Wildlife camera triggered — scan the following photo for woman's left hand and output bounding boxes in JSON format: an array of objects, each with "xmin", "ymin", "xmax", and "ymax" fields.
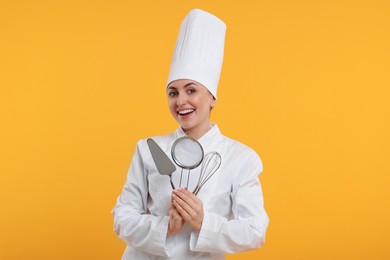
[{"xmin": 172, "ymin": 188, "xmax": 204, "ymax": 231}]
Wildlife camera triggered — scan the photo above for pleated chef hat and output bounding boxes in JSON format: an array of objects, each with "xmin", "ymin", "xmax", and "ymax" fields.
[{"xmin": 167, "ymin": 9, "xmax": 226, "ymax": 99}]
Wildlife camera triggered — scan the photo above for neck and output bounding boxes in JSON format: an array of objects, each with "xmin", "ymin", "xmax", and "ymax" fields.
[{"xmin": 183, "ymin": 123, "xmax": 211, "ymax": 140}]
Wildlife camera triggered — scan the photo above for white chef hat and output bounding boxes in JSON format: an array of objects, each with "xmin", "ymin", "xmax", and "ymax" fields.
[{"xmin": 167, "ymin": 9, "xmax": 226, "ymax": 99}]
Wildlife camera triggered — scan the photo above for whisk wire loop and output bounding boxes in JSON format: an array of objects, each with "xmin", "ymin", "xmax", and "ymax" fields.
[{"xmin": 193, "ymin": 151, "xmax": 222, "ymax": 195}]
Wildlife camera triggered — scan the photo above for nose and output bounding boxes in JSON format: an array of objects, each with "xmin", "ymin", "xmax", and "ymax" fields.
[{"xmin": 176, "ymin": 92, "xmax": 187, "ymax": 106}]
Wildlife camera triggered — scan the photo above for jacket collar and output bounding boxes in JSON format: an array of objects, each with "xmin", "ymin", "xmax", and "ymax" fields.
[{"xmin": 175, "ymin": 123, "xmax": 222, "ymax": 147}]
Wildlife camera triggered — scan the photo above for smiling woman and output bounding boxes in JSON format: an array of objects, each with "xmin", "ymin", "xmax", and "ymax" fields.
[
  {"xmin": 167, "ymin": 80, "xmax": 216, "ymax": 140},
  {"xmin": 1, "ymin": 0, "xmax": 389, "ymax": 259},
  {"xmin": 112, "ymin": 8, "xmax": 269, "ymax": 259}
]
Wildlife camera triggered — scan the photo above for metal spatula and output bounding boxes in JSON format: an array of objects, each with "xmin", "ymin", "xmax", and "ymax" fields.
[{"xmin": 147, "ymin": 138, "xmax": 176, "ymax": 189}]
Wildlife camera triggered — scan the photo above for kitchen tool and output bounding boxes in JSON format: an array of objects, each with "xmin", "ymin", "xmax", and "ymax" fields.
[
  {"xmin": 192, "ymin": 151, "xmax": 222, "ymax": 195},
  {"xmin": 147, "ymin": 138, "xmax": 176, "ymax": 189},
  {"xmin": 171, "ymin": 135, "xmax": 204, "ymax": 188}
]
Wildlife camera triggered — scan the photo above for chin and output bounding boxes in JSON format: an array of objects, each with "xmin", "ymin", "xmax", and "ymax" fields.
[{"xmin": 180, "ymin": 123, "xmax": 194, "ymax": 132}]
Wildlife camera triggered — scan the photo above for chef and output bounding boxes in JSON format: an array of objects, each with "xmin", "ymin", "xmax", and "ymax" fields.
[{"xmin": 112, "ymin": 8, "xmax": 269, "ymax": 259}]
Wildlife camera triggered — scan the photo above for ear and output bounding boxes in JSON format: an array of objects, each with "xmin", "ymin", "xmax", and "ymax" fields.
[{"xmin": 210, "ymin": 97, "xmax": 216, "ymax": 108}]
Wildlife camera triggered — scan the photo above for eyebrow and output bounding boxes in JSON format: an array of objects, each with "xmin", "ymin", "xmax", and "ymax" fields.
[{"xmin": 167, "ymin": 82, "xmax": 196, "ymax": 90}]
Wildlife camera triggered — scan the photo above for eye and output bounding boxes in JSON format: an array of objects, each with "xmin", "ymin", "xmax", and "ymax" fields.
[
  {"xmin": 168, "ymin": 91, "xmax": 178, "ymax": 97},
  {"xmin": 187, "ymin": 88, "xmax": 196, "ymax": 94}
]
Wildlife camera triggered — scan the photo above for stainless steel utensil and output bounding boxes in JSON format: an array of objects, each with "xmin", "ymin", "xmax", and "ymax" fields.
[
  {"xmin": 171, "ymin": 135, "xmax": 204, "ymax": 188},
  {"xmin": 147, "ymin": 138, "xmax": 176, "ymax": 189},
  {"xmin": 192, "ymin": 151, "xmax": 222, "ymax": 195}
]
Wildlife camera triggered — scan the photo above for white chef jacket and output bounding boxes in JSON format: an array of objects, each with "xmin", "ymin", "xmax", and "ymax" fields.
[{"xmin": 112, "ymin": 124, "xmax": 269, "ymax": 259}]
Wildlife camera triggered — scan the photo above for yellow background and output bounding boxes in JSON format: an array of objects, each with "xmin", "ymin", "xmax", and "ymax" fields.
[{"xmin": 1, "ymin": 0, "xmax": 389, "ymax": 259}]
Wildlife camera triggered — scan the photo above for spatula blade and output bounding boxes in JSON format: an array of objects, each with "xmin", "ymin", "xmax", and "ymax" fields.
[{"xmin": 147, "ymin": 138, "xmax": 176, "ymax": 176}]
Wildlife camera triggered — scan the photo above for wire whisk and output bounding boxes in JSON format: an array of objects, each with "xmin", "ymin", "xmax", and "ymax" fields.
[{"xmin": 193, "ymin": 151, "xmax": 222, "ymax": 195}]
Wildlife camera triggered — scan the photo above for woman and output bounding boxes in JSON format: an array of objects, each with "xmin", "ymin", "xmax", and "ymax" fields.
[{"xmin": 112, "ymin": 9, "xmax": 269, "ymax": 259}]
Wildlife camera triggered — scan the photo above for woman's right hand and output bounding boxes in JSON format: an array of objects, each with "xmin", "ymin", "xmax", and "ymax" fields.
[{"xmin": 167, "ymin": 197, "xmax": 184, "ymax": 236}]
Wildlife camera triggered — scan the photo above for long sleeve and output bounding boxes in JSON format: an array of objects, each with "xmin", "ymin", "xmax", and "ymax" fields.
[
  {"xmin": 112, "ymin": 141, "xmax": 175, "ymax": 257},
  {"xmin": 189, "ymin": 151, "xmax": 269, "ymax": 253}
]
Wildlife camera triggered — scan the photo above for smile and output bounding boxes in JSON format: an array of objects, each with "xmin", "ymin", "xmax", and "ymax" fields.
[{"xmin": 178, "ymin": 109, "xmax": 195, "ymax": 115}]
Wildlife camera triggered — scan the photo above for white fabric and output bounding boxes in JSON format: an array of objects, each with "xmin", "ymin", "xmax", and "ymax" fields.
[
  {"xmin": 112, "ymin": 124, "xmax": 269, "ymax": 259},
  {"xmin": 167, "ymin": 9, "xmax": 226, "ymax": 99}
]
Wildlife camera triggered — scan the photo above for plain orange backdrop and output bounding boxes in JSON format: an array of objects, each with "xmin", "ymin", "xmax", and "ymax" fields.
[{"xmin": 1, "ymin": 0, "xmax": 389, "ymax": 259}]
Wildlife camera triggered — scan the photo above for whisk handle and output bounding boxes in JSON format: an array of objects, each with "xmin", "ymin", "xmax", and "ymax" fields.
[{"xmin": 193, "ymin": 186, "xmax": 201, "ymax": 196}]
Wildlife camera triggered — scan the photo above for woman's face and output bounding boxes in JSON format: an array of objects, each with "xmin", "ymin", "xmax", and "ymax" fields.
[{"xmin": 167, "ymin": 79, "xmax": 216, "ymax": 139}]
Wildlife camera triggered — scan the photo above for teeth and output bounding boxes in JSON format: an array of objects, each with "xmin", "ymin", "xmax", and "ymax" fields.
[{"xmin": 178, "ymin": 109, "xmax": 194, "ymax": 115}]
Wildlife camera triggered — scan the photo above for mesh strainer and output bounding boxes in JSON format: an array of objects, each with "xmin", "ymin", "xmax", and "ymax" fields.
[{"xmin": 171, "ymin": 135, "xmax": 204, "ymax": 188}]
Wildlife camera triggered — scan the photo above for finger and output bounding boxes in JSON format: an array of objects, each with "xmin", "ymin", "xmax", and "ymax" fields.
[
  {"xmin": 182, "ymin": 188, "xmax": 202, "ymax": 204},
  {"xmin": 169, "ymin": 202, "xmax": 182, "ymax": 217},
  {"xmin": 173, "ymin": 198, "xmax": 202, "ymax": 229},
  {"xmin": 172, "ymin": 198, "xmax": 192, "ymax": 221},
  {"xmin": 173, "ymin": 189, "xmax": 203, "ymax": 213},
  {"xmin": 173, "ymin": 189, "xmax": 200, "ymax": 208},
  {"xmin": 172, "ymin": 193, "xmax": 197, "ymax": 219}
]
